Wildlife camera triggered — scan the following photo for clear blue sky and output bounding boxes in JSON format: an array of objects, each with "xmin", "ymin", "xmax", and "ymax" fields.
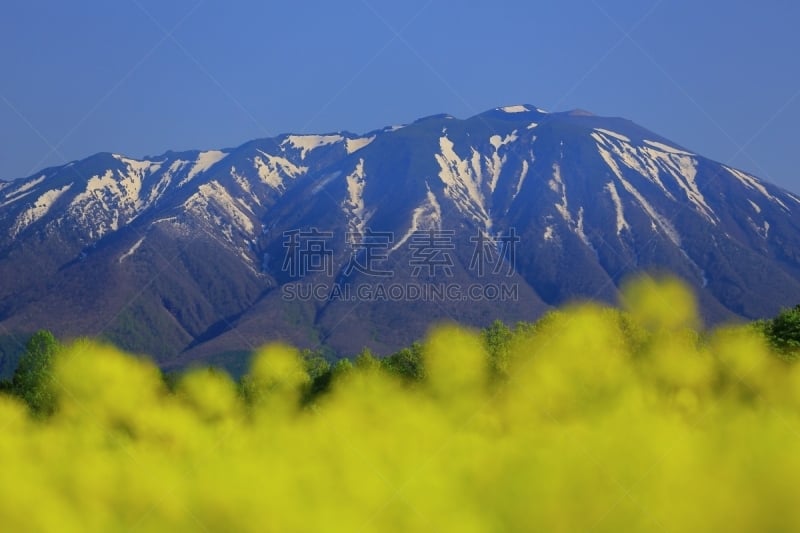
[{"xmin": 1, "ymin": 0, "xmax": 798, "ymax": 191}]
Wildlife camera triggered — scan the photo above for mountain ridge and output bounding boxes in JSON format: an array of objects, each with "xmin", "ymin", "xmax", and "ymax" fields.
[{"xmin": 1, "ymin": 103, "xmax": 799, "ymax": 373}]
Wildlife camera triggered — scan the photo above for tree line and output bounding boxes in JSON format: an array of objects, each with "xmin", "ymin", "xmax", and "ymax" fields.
[{"xmin": 3, "ymin": 303, "xmax": 799, "ymax": 416}]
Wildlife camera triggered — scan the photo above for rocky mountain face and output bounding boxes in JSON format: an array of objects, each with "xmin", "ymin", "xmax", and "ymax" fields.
[{"xmin": 1, "ymin": 104, "xmax": 799, "ymax": 373}]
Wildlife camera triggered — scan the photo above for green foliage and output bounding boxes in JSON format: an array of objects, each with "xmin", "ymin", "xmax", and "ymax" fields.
[
  {"xmin": 5, "ymin": 301, "xmax": 799, "ymax": 414},
  {"xmin": 758, "ymin": 305, "xmax": 800, "ymax": 360},
  {"xmin": 10, "ymin": 330, "xmax": 61, "ymax": 416},
  {"xmin": 354, "ymin": 348, "xmax": 381, "ymax": 371},
  {"xmin": 301, "ymin": 349, "xmax": 332, "ymax": 380},
  {"xmin": 332, "ymin": 358, "xmax": 353, "ymax": 377},
  {"xmin": 482, "ymin": 319, "xmax": 513, "ymax": 379},
  {"xmin": 300, "ymin": 349, "xmax": 333, "ymax": 402},
  {"xmin": 381, "ymin": 342, "xmax": 425, "ymax": 382}
]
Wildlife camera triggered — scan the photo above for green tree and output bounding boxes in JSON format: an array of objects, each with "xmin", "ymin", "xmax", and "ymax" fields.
[
  {"xmin": 301, "ymin": 349, "xmax": 332, "ymax": 381},
  {"xmin": 354, "ymin": 348, "xmax": 381, "ymax": 372},
  {"xmin": 11, "ymin": 330, "xmax": 61, "ymax": 415},
  {"xmin": 382, "ymin": 342, "xmax": 425, "ymax": 382},
  {"xmin": 482, "ymin": 320, "xmax": 513, "ymax": 379},
  {"xmin": 300, "ymin": 349, "xmax": 333, "ymax": 402},
  {"xmin": 331, "ymin": 358, "xmax": 353, "ymax": 378},
  {"xmin": 764, "ymin": 305, "xmax": 800, "ymax": 359}
]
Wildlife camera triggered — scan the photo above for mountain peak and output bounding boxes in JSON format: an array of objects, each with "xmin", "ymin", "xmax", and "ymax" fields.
[
  {"xmin": 566, "ymin": 108, "xmax": 595, "ymax": 117},
  {"xmin": 412, "ymin": 113, "xmax": 457, "ymax": 124},
  {"xmin": 496, "ymin": 104, "xmax": 548, "ymax": 114}
]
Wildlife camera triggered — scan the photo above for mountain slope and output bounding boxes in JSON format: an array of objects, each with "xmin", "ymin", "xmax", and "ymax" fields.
[{"xmin": 1, "ymin": 104, "xmax": 799, "ymax": 372}]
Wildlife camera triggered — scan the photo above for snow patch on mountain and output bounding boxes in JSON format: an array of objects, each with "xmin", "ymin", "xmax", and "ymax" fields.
[
  {"xmin": 576, "ymin": 207, "xmax": 595, "ymax": 253},
  {"xmin": 489, "ymin": 132, "xmax": 518, "ymax": 150},
  {"xmin": 68, "ymin": 169, "xmax": 146, "ymax": 239},
  {"xmin": 595, "ymin": 128, "xmax": 630, "ymax": 143},
  {"xmin": 168, "ymin": 160, "xmax": 190, "ymax": 174},
  {"xmin": 486, "ymin": 131, "xmax": 518, "ymax": 193},
  {"xmin": 550, "ymin": 164, "xmax": 570, "ymax": 222},
  {"xmin": 342, "ymin": 159, "xmax": 369, "ymax": 241},
  {"xmin": 115, "ymin": 167, "xmax": 145, "ymax": 210},
  {"xmin": 11, "ymin": 183, "xmax": 73, "ymax": 237},
  {"xmin": 311, "ymin": 171, "xmax": 342, "ymax": 195},
  {"xmin": 282, "ymin": 135, "xmax": 343, "ymax": 160},
  {"xmin": 435, "ymin": 136, "xmax": 493, "ymax": 232},
  {"xmin": 593, "ymin": 129, "xmax": 723, "ymax": 225},
  {"xmin": 253, "ymin": 151, "xmax": 308, "ymax": 191},
  {"xmin": 180, "ymin": 151, "xmax": 227, "ymax": 187},
  {"xmin": 1, "ymin": 175, "xmax": 50, "ymax": 208},
  {"xmin": 0, "ymin": 190, "xmax": 35, "ymax": 208},
  {"xmin": 112, "ymin": 156, "xmax": 168, "ymax": 211},
  {"xmin": 643, "ymin": 140, "xmax": 694, "ymax": 155},
  {"xmin": 6, "ymin": 175, "xmax": 46, "ymax": 200},
  {"xmin": 549, "ymin": 164, "xmax": 591, "ymax": 247},
  {"xmin": 512, "ymin": 160, "xmax": 530, "ymax": 202},
  {"xmin": 748, "ymin": 200, "xmax": 762, "ymax": 214},
  {"xmin": 346, "ymin": 136, "xmax": 376, "ymax": 154},
  {"xmin": 747, "ymin": 216, "xmax": 771, "ymax": 240},
  {"xmin": 119, "ymin": 236, "xmax": 145, "ymax": 263},
  {"xmin": 596, "ymin": 143, "xmax": 682, "ymax": 246},
  {"xmin": 113, "ymin": 155, "xmax": 163, "ymax": 178},
  {"xmin": 229, "ymin": 167, "xmax": 262, "ymax": 207},
  {"xmin": 605, "ymin": 182, "xmax": 630, "ymax": 235},
  {"xmin": 500, "ymin": 105, "xmax": 530, "ymax": 113},
  {"xmin": 184, "ymin": 181, "xmax": 255, "ymax": 239},
  {"xmin": 150, "ymin": 216, "xmax": 178, "ymax": 227},
  {"xmin": 641, "ymin": 145, "xmax": 717, "ymax": 223},
  {"xmin": 392, "ymin": 184, "xmax": 442, "ymax": 252},
  {"xmin": 725, "ymin": 166, "xmax": 790, "ymax": 211},
  {"xmin": 592, "ymin": 132, "xmax": 675, "ymax": 200},
  {"xmin": 145, "ymin": 160, "xmax": 185, "ymax": 207}
]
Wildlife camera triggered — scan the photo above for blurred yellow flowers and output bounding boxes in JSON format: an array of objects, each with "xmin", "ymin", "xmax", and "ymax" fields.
[{"xmin": 1, "ymin": 277, "xmax": 799, "ymax": 532}]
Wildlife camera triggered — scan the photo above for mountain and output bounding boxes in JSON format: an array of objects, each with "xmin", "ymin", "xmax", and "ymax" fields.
[{"xmin": 1, "ymin": 104, "xmax": 799, "ymax": 374}]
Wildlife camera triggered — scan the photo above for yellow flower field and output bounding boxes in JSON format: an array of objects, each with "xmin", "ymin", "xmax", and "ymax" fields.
[{"xmin": 2, "ymin": 277, "xmax": 799, "ymax": 532}]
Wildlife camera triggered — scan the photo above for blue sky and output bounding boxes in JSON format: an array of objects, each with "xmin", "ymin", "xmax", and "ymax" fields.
[{"xmin": 1, "ymin": 0, "xmax": 798, "ymax": 191}]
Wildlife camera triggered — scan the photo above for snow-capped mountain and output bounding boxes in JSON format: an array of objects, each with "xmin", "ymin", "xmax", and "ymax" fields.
[{"xmin": 1, "ymin": 104, "xmax": 799, "ymax": 372}]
